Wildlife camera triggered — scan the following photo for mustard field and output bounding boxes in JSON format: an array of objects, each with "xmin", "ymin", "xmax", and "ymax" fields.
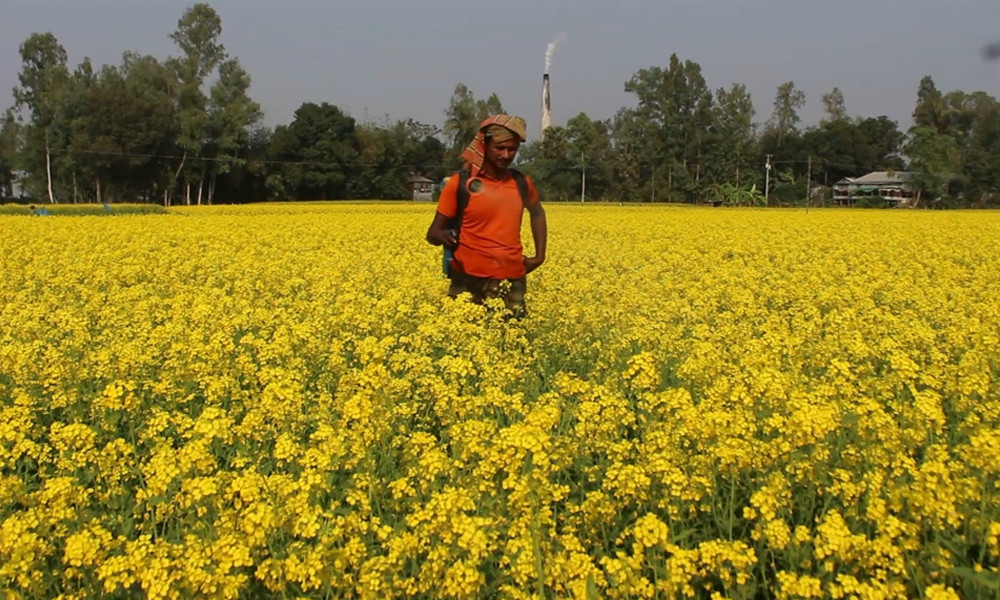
[{"xmin": 2, "ymin": 203, "xmax": 999, "ymax": 600}]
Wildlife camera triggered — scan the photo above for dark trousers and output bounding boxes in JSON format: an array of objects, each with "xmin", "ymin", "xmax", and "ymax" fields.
[{"xmin": 447, "ymin": 271, "xmax": 528, "ymax": 318}]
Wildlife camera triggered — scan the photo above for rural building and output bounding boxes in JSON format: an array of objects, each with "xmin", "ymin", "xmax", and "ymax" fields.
[
  {"xmin": 407, "ymin": 174, "xmax": 436, "ymax": 201},
  {"xmin": 833, "ymin": 171, "xmax": 916, "ymax": 207}
]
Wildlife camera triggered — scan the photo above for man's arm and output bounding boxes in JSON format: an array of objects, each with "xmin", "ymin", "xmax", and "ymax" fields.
[
  {"xmin": 426, "ymin": 212, "xmax": 458, "ymax": 249},
  {"xmin": 427, "ymin": 176, "xmax": 460, "ymax": 249},
  {"xmin": 523, "ymin": 202, "xmax": 547, "ymax": 274}
]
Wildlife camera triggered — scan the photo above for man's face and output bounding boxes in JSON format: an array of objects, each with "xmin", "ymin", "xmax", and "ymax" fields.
[{"xmin": 484, "ymin": 137, "xmax": 520, "ymax": 171}]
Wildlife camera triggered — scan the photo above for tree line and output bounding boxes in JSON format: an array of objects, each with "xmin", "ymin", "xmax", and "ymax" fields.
[{"xmin": 2, "ymin": 3, "xmax": 998, "ymax": 207}]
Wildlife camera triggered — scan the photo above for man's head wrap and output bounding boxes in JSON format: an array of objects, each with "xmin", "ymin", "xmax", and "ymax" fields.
[{"xmin": 460, "ymin": 114, "xmax": 527, "ymax": 177}]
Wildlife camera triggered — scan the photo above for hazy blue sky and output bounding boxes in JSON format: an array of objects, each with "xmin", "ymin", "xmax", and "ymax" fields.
[{"xmin": 2, "ymin": 0, "xmax": 999, "ymax": 141}]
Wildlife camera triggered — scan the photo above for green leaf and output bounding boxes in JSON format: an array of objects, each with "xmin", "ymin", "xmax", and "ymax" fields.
[{"xmin": 950, "ymin": 566, "xmax": 1000, "ymax": 591}]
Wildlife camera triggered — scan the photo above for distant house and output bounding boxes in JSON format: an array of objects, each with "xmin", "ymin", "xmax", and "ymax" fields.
[
  {"xmin": 6, "ymin": 170, "xmax": 28, "ymax": 201},
  {"xmin": 407, "ymin": 174, "xmax": 436, "ymax": 201},
  {"xmin": 833, "ymin": 171, "xmax": 917, "ymax": 207}
]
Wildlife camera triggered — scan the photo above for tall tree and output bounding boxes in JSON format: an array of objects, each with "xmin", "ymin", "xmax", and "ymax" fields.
[
  {"xmin": 963, "ymin": 92, "xmax": 1000, "ymax": 203},
  {"xmin": 620, "ymin": 53, "xmax": 715, "ymax": 202},
  {"xmin": 348, "ymin": 119, "xmax": 407, "ymax": 199},
  {"xmin": 518, "ymin": 126, "xmax": 578, "ymax": 201},
  {"xmin": 62, "ymin": 53, "xmax": 178, "ymax": 203},
  {"xmin": 767, "ymin": 81, "xmax": 806, "ymax": 148},
  {"xmin": 168, "ymin": 2, "xmax": 226, "ymax": 204},
  {"xmin": 443, "ymin": 84, "xmax": 477, "ymax": 156},
  {"xmin": 342, "ymin": 117, "xmax": 446, "ymax": 199},
  {"xmin": 520, "ymin": 111, "xmax": 607, "ymax": 200},
  {"xmin": 821, "ymin": 87, "xmax": 847, "ymax": 122},
  {"xmin": 610, "ymin": 107, "xmax": 645, "ymax": 202},
  {"xmin": 912, "ymin": 75, "xmax": 948, "ymax": 134},
  {"xmin": 801, "ymin": 120, "xmax": 875, "ymax": 184},
  {"xmin": 13, "ymin": 32, "xmax": 69, "ymax": 203},
  {"xmin": 0, "ymin": 110, "xmax": 20, "ymax": 199},
  {"xmin": 214, "ymin": 124, "xmax": 272, "ymax": 203},
  {"xmin": 119, "ymin": 53, "xmax": 179, "ymax": 202},
  {"xmin": 481, "ymin": 93, "xmax": 504, "ymax": 118},
  {"xmin": 565, "ymin": 112, "xmax": 614, "ymax": 200},
  {"xmin": 405, "ymin": 124, "xmax": 447, "ymax": 180},
  {"xmin": 267, "ymin": 102, "xmax": 359, "ymax": 200},
  {"xmin": 904, "ymin": 126, "xmax": 960, "ymax": 206},
  {"xmin": 857, "ymin": 116, "xmax": 905, "ymax": 170},
  {"xmin": 938, "ymin": 90, "xmax": 1000, "ymax": 203},
  {"xmin": 58, "ymin": 57, "xmax": 101, "ymax": 203},
  {"xmin": 169, "ymin": 3, "xmax": 225, "ymax": 82},
  {"xmin": 443, "ymin": 84, "xmax": 504, "ymax": 162},
  {"xmin": 205, "ymin": 58, "xmax": 261, "ymax": 204},
  {"xmin": 712, "ymin": 83, "xmax": 757, "ymax": 185}
]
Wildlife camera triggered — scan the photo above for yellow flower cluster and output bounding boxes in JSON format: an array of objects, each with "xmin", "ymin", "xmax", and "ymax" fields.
[{"xmin": 1, "ymin": 203, "xmax": 999, "ymax": 599}]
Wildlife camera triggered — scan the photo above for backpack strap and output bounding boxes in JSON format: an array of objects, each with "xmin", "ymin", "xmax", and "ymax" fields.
[
  {"xmin": 510, "ymin": 168, "xmax": 532, "ymax": 208},
  {"xmin": 451, "ymin": 169, "xmax": 471, "ymax": 231},
  {"xmin": 452, "ymin": 168, "xmax": 530, "ymax": 232}
]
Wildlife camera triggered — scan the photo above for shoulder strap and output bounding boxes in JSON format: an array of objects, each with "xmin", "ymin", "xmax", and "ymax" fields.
[
  {"xmin": 452, "ymin": 168, "xmax": 529, "ymax": 231},
  {"xmin": 510, "ymin": 168, "xmax": 531, "ymax": 208},
  {"xmin": 452, "ymin": 169, "xmax": 470, "ymax": 231}
]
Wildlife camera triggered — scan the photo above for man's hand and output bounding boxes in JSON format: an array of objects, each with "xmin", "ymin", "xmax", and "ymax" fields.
[
  {"xmin": 426, "ymin": 212, "xmax": 459, "ymax": 249},
  {"xmin": 435, "ymin": 229, "xmax": 459, "ymax": 250},
  {"xmin": 523, "ymin": 255, "xmax": 544, "ymax": 274}
]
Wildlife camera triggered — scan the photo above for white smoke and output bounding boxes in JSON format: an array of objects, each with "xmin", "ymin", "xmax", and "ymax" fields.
[{"xmin": 545, "ymin": 33, "xmax": 566, "ymax": 74}]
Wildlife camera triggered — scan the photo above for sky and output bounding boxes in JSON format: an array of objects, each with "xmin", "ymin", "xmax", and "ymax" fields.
[{"xmin": 2, "ymin": 0, "xmax": 999, "ymax": 142}]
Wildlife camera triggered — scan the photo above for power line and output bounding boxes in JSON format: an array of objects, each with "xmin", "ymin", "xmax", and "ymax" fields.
[
  {"xmin": 29, "ymin": 147, "xmax": 1000, "ymax": 189},
  {"xmin": 41, "ymin": 146, "xmax": 767, "ymax": 173},
  {"xmin": 47, "ymin": 147, "xmax": 443, "ymax": 170}
]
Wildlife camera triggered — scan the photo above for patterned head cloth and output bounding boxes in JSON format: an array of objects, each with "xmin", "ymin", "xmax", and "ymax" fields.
[{"xmin": 460, "ymin": 114, "xmax": 527, "ymax": 177}]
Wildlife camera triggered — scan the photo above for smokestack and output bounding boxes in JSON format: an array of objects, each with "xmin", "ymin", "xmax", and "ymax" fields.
[
  {"xmin": 541, "ymin": 73, "xmax": 552, "ymax": 140},
  {"xmin": 541, "ymin": 33, "xmax": 563, "ymax": 141}
]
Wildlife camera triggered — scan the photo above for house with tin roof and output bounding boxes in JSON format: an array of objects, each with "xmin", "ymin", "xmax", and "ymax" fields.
[
  {"xmin": 407, "ymin": 174, "xmax": 436, "ymax": 201},
  {"xmin": 832, "ymin": 171, "xmax": 917, "ymax": 207}
]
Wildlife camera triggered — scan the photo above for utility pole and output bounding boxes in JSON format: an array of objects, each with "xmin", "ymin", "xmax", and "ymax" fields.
[
  {"xmin": 765, "ymin": 154, "xmax": 772, "ymax": 207},
  {"xmin": 580, "ymin": 152, "xmax": 586, "ymax": 202},
  {"xmin": 805, "ymin": 155, "xmax": 812, "ymax": 207}
]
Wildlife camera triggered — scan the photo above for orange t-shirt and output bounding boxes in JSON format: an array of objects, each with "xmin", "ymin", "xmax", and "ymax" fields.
[{"xmin": 436, "ymin": 171, "xmax": 539, "ymax": 279}]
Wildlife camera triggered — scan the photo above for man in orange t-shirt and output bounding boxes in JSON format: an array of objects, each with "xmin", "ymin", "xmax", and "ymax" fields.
[{"xmin": 425, "ymin": 114, "xmax": 547, "ymax": 317}]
